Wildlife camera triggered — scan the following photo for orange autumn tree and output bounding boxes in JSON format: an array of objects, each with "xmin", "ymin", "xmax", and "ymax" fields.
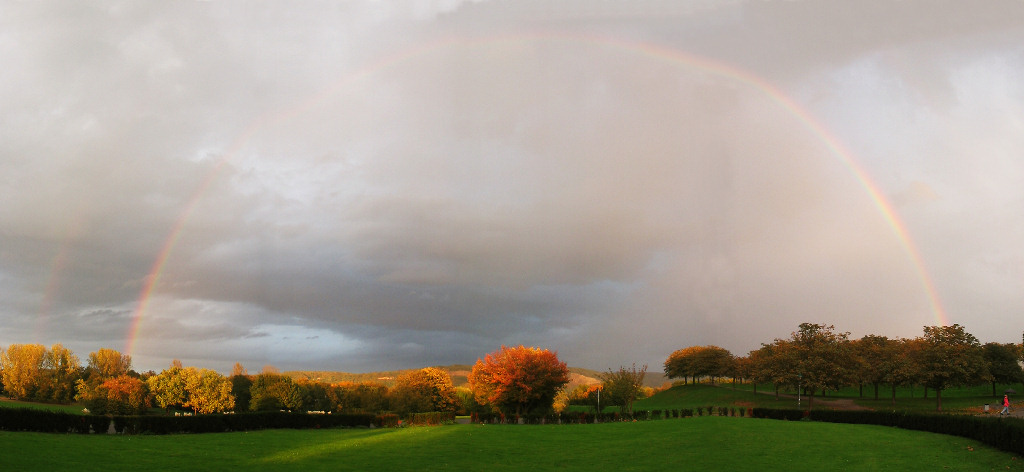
[
  {"xmin": 468, "ymin": 345, "xmax": 570, "ymax": 417},
  {"xmin": 78, "ymin": 375, "xmax": 150, "ymax": 415}
]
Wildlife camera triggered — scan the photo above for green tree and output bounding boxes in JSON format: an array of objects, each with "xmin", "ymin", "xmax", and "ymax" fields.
[
  {"xmin": 913, "ymin": 324, "xmax": 986, "ymax": 411},
  {"xmin": 880, "ymin": 338, "xmax": 918, "ymax": 406},
  {"xmin": 469, "ymin": 345, "xmax": 570, "ymax": 417},
  {"xmin": 230, "ymin": 373, "xmax": 253, "ymax": 412},
  {"xmin": 341, "ymin": 382, "xmax": 389, "ymax": 413},
  {"xmin": 296, "ymin": 379, "xmax": 332, "ymax": 412},
  {"xmin": 664, "ymin": 346, "xmax": 735, "ymax": 384},
  {"xmin": 249, "ymin": 373, "xmax": 303, "ymax": 411},
  {"xmin": 851, "ymin": 335, "xmax": 892, "ymax": 400},
  {"xmin": 453, "ymin": 386, "xmax": 476, "ymax": 415},
  {"xmin": 982, "ymin": 342, "xmax": 1023, "ymax": 397},
  {"xmin": 789, "ymin": 323, "xmax": 854, "ymax": 408},
  {"xmin": 600, "ymin": 364, "xmax": 647, "ymax": 415},
  {"xmin": 747, "ymin": 341, "xmax": 799, "ymax": 398}
]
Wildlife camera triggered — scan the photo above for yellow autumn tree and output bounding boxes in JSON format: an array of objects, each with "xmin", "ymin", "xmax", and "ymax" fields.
[
  {"xmin": 0, "ymin": 344, "xmax": 47, "ymax": 400},
  {"xmin": 391, "ymin": 367, "xmax": 458, "ymax": 415}
]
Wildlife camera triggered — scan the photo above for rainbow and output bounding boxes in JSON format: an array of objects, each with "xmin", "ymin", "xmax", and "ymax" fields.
[{"xmin": 124, "ymin": 32, "xmax": 948, "ymax": 356}]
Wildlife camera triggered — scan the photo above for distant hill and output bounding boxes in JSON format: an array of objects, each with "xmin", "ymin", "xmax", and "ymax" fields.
[{"xmin": 285, "ymin": 365, "xmax": 669, "ymax": 389}]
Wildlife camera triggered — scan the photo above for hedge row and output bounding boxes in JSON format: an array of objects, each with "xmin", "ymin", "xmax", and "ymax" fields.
[
  {"xmin": 468, "ymin": 407, "xmax": 750, "ymax": 424},
  {"xmin": 0, "ymin": 406, "xmax": 375, "ymax": 434},
  {"xmin": 751, "ymin": 408, "xmax": 1024, "ymax": 456},
  {"xmin": 0, "ymin": 407, "xmax": 111, "ymax": 434},
  {"xmin": 405, "ymin": 412, "xmax": 456, "ymax": 426}
]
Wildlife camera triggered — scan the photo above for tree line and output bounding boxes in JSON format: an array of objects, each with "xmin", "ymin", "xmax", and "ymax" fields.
[
  {"xmin": 664, "ymin": 323, "xmax": 1024, "ymax": 410},
  {"xmin": 2, "ymin": 344, "xmax": 635, "ymax": 418}
]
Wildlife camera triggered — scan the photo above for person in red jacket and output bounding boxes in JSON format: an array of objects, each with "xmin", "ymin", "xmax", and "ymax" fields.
[{"xmin": 1000, "ymin": 395, "xmax": 1010, "ymax": 415}]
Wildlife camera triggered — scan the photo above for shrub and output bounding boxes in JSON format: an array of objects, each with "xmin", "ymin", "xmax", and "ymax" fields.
[
  {"xmin": 751, "ymin": 408, "xmax": 804, "ymax": 421},
  {"xmin": 406, "ymin": 412, "xmax": 455, "ymax": 426},
  {"xmin": 375, "ymin": 413, "xmax": 399, "ymax": 428}
]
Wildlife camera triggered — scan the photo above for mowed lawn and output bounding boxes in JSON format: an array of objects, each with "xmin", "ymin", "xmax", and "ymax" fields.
[{"xmin": 1, "ymin": 417, "xmax": 1021, "ymax": 471}]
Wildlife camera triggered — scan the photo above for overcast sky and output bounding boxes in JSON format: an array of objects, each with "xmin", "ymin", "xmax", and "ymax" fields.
[{"xmin": 2, "ymin": 0, "xmax": 1022, "ymax": 374}]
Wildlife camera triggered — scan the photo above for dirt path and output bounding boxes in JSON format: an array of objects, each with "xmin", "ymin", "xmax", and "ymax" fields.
[{"xmin": 727, "ymin": 386, "xmax": 872, "ymax": 411}]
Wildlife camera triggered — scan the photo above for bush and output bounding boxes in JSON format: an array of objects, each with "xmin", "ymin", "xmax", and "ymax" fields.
[
  {"xmin": 751, "ymin": 408, "xmax": 804, "ymax": 421},
  {"xmin": 406, "ymin": 412, "xmax": 455, "ymax": 426},
  {"xmin": 376, "ymin": 413, "xmax": 399, "ymax": 428}
]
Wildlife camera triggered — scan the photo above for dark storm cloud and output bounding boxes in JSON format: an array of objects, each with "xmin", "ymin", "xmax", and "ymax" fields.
[{"xmin": 1, "ymin": 0, "xmax": 1022, "ymax": 373}]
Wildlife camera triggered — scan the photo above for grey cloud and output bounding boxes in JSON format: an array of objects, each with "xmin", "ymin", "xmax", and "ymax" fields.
[{"xmin": 2, "ymin": 0, "xmax": 1022, "ymax": 373}]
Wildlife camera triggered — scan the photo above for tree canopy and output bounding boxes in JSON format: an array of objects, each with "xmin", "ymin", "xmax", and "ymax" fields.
[
  {"xmin": 600, "ymin": 364, "xmax": 647, "ymax": 414},
  {"xmin": 468, "ymin": 345, "xmax": 570, "ymax": 416},
  {"xmin": 913, "ymin": 324, "xmax": 986, "ymax": 411},
  {"xmin": 664, "ymin": 345, "xmax": 735, "ymax": 384},
  {"xmin": 391, "ymin": 367, "xmax": 458, "ymax": 415}
]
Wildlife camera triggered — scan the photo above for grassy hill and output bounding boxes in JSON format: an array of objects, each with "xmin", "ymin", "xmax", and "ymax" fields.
[{"xmin": 3, "ymin": 418, "xmax": 1021, "ymax": 471}]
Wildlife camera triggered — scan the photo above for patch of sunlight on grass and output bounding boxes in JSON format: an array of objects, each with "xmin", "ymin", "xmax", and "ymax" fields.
[{"xmin": 257, "ymin": 427, "xmax": 456, "ymax": 465}]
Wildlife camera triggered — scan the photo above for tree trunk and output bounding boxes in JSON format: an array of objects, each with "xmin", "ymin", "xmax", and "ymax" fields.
[
  {"xmin": 936, "ymin": 388, "xmax": 943, "ymax": 411},
  {"xmin": 873, "ymin": 382, "xmax": 879, "ymax": 400},
  {"xmin": 858, "ymin": 383, "xmax": 863, "ymax": 398},
  {"xmin": 891, "ymin": 384, "xmax": 896, "ymax": 406}
]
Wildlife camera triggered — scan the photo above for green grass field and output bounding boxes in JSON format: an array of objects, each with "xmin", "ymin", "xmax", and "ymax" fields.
[
  {"xmin": 0, "ymin": 399, "xmax": 85, "ymax": 414},
  {"xmin": 1, "ymin": 417, "xmax": 1020, "ymax": 471}
]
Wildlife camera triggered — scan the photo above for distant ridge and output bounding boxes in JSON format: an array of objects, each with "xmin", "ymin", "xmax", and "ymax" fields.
[{"xmin": 284, "ymin": 365, "xmax": 668, "ymax": 388}]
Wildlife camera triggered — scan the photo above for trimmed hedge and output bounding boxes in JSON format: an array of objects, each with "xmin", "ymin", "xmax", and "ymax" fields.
[
  {"xmin": 0, "ymin": 407, "xmax": 110, "ymax": 433},
  {"xmin": 808, "ymin": 409, "xmax": 1024, "ymax": 456},
  {"xmin": 751, "ymin": 408, "xmax": 1024, "ymax": 456},
  {"xmin": 405, "ymin": 412, "xmax": 455, "ymax": 426},
  {"xmin": 0, "ymin": 406, "xmax": 375, "ymax": 434}
]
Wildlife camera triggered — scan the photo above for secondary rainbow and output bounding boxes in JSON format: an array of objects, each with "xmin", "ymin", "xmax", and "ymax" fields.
[{"xmin": 124, "ymin": 32, "xmax": 949, "ymax": 356}]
